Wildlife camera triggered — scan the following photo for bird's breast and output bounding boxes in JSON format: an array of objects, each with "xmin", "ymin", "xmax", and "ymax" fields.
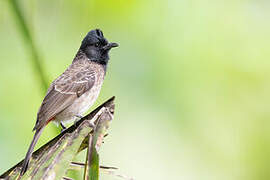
[
  {"xmin": 75, "ymin": 80, "xmax": 103, "ymax": 114},
  {"xmin": 54, "ymin": 65, "xmax": 105, "ymax": 124}
]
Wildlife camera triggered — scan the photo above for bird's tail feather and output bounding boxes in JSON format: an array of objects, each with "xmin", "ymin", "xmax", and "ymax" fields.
[{"xmin": 20, "ymin": 127, "xmax": 44, "ymax": 176}]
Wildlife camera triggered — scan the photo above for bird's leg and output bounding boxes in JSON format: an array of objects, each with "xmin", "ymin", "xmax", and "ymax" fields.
[
  {"xmin": 75, "ymin": 114, "xmax": 84, "ymax": 119},
  {"xmin": 73, "ymin": 115, "xmax": 83, "ymax": 128},
  {"xmin": 60, "ymin": 122, "xmax": 67, "ymax": 133},
  {"xmin": 74, "ymin": 114, "xmax": 96, "ymax": 129}
]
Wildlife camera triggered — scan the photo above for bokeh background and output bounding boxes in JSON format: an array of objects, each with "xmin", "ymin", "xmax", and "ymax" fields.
[{"xmin": 1, "ymin": 0, "xmax": 270, "ymax": 179}]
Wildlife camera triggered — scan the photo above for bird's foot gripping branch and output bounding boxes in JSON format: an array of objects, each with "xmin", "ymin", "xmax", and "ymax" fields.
[{"xmin": 0, "ymin": 96, "xmax": 132, "ymax": 180}]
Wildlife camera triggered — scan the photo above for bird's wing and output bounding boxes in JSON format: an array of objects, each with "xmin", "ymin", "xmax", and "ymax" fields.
[{"xmin": 33, "ymin": 62, "xmax": 96, "ymax": 130}]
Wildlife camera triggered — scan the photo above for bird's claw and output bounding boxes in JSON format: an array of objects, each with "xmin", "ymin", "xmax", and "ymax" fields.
[
  {"xmin": 74, "ymin": 114, "xmax": 96, "ymax": 130},
  {"xmin": 60, "ymin": 122, "xmax": 67, "ymax": 133},
  {"xmin": 75, "ymin": 115, "xmax": 84, "ymax": 119}
]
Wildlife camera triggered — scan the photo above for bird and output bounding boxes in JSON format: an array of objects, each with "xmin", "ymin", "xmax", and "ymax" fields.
[{"xmin": 20, "ymin": 29, "xmax": 118, "ymax": 176}]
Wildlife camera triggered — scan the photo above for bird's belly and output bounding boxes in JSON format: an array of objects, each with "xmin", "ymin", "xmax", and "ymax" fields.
[{"xmin": 54, "ymin": 83, "xmax": 102, "ymax": 125}]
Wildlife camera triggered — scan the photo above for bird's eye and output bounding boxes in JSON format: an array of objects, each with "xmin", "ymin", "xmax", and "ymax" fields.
[{"xmin": 94, "ymin": 43, "xmax": 100, "ymax": 47}]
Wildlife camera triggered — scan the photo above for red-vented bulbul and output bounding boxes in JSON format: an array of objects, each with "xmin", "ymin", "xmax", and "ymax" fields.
[{"xmin": 20, "ymin": 29, "xmax": 118, "ymax": 175}]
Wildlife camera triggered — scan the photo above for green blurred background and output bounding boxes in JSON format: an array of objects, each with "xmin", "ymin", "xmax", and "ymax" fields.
[{"xmin": 1, "ymin": 0, "xmax": 270, "ymax": 179}]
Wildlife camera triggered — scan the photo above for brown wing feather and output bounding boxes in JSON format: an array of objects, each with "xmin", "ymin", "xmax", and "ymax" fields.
[{"xmin": 33, "ymin": 61, "xmax": 96, "ymax": 130}]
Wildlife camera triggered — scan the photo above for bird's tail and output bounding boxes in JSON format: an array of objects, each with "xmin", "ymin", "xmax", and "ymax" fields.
[{"xmin": 20, "ymin": 127, "xmax": 44, "ymax": 176}]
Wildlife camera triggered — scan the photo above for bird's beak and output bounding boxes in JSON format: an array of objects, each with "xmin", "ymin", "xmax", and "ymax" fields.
[{"xmin": 103, "ymin": 42, "xmax": 119, "ymax": 51}]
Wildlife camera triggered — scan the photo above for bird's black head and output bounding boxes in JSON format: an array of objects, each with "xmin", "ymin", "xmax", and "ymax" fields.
[{"xmin": 80, "ymin": 29, "xmax": 118, "ymax": 65}]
